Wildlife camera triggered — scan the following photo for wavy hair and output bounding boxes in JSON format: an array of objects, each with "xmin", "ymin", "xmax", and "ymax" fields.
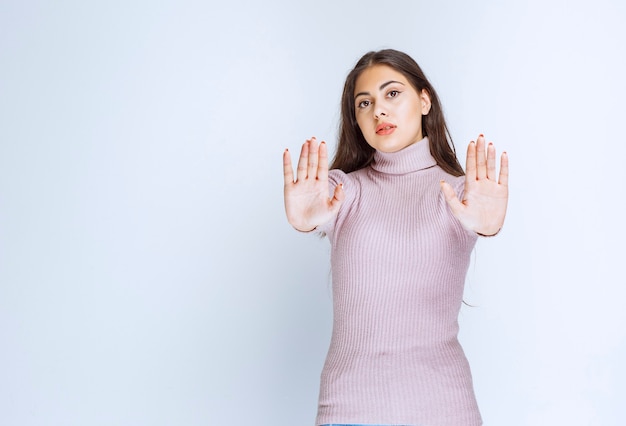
[{"xmin": 331, "ymin": 49, "xmax": 464, "ymax": 177}]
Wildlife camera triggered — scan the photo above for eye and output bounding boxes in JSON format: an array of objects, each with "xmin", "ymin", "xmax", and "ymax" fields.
[
  {"xmin": 388, "ymin": 90, "xmax": 400, "ymax": 98},
  {"xmin": 357, "ymin": 99, "xmax": 370, "ymax": 109}
]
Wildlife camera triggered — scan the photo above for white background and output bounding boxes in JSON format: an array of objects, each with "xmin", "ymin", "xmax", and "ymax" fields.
[{"xmin": 1, "ymin": 0, "xmax": 625, "ymax": 425}]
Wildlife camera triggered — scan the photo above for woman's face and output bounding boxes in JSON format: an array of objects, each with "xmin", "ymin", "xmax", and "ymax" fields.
[{"xmin": 353, "ymin": 64, "xmax": 431, "ymax": 153}]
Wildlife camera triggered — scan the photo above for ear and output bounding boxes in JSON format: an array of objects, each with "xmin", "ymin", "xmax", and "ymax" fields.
[{"xmin": 420, "ymin": 89, "xmax": 432, "ymax": 115}]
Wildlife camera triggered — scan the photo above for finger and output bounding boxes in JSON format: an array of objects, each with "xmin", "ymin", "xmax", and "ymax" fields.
[
  {"xmin": 498, "ymin": 151, "xmax": 509, "ymax": 186},
  {"xmin": 440, "ymin": 180, "xmax": 465, "ymax": 217},
  {"xmin": 317, "ymin": 141, "xmax": 329, "ymax": 182},
  {"xmin": 307, "ymin": 137, "xmax": 319, "ymax": 179},
  {"xmin": 296, "ymin": 140, "xmax": 310, "ymax": 182},
  {"xmin": 465, "ymin": 140, "xmax": 477, "ymax": 181},
  {"xmin": 486, "ymin": 142, "xmax": 496, "ymax": 181},
  {"xmin": 283, "ymin": 149, "xmax": 294, "ymax": 185},
  {"xmin": 475, "ymin": 134, "xmax": 487, "ymax": 180}
]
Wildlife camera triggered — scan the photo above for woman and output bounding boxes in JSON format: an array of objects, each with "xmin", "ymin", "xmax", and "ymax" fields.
[{"xmin": 283, "ymin": 49, "xmax": 508, "ymax": 426}]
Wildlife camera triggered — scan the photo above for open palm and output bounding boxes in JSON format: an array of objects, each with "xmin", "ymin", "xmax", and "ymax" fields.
[
  {"xmin": 283, "ymin": 137, "xmax": 344, "ymax": 232},
  {"xmin": 440, "ymin": 134, "xmax": 509, "ymax": 236}
]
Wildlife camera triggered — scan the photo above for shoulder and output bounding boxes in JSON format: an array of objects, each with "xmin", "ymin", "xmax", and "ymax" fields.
[
  {"xmin": 436, "ymin": 168, "xmax": 466, "ymax": 196},
  {"xmin": 328, "ymin": 168, "xmax": 364, "ymax": 193},
  {"xmin": 328, "ymin": 168, "xmax": 348, "ymax": 186}
]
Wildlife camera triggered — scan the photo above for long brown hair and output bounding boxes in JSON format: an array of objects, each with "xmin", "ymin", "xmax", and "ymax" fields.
[{"xmin": 331, "ymin": 49, "xmax": 464, "ymax": 177}]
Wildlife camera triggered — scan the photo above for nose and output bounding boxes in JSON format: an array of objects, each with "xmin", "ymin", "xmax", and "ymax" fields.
[{"xmin": 374, "ymin": 106, "xmax": 387, "ymax": 119}]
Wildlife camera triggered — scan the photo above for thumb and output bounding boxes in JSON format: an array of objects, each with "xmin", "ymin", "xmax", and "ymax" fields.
[
  {"xmin": 329, "ymin": 183, "xmax": 345, "ymax": 213},
  {"xmin": 440, "ymin": 180, "xmax": 464, "ymax": 217}
]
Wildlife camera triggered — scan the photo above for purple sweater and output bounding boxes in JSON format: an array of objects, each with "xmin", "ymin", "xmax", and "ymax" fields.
[{"xmin": 315, "ymin": 137, "xmax": 482, "ymax": 426}]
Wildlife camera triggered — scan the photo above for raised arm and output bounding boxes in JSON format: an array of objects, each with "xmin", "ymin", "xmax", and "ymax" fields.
[
  {"xmin": 440, "ymin": 134, "xmax": 509, "ymax": 236},
  {"xmin": 283, "ymin": 137, "xmax": 345, "ymax": 232}
]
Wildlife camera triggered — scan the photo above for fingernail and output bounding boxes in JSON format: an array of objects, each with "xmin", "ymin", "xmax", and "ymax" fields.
[{"xmin": 479, "ymin": 133, "xmax": 484, "ymax": 137}]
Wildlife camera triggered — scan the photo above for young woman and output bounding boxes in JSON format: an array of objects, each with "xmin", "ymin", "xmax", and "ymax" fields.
[{"xmin": 283, "ymin": 49, "xmax": 508, "ymax": 426}]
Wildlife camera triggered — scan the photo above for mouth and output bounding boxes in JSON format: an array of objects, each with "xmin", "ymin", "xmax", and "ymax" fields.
[{"xmin": 376, "ymin": 123, "xmax": 397, "ymax": 135}]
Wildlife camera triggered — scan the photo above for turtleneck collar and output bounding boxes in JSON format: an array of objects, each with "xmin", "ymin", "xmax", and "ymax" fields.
[{"xmin": 370, "ymin": 137, "xmax": 436, "ymax": 175}]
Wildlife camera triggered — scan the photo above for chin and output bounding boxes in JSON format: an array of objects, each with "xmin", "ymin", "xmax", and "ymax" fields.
[{"xmin": 376, "ymin": 141, "xmax": 415, "ymax": 153}]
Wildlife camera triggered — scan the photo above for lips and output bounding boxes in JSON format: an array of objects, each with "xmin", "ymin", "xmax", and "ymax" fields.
[{"xmin": 376, "ymin": 122, "xmax": 396, "ymax": 135}]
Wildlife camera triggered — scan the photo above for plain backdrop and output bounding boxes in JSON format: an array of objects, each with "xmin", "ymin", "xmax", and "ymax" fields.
[{"xmin": 1, "ymin": 0, "xmax": 625, "ymax": 425}]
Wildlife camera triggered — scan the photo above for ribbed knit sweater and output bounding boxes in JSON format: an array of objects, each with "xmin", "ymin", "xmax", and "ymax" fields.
[{"xmin": 315, "ymin": 137, "xmax": 481, "ymax": 426}]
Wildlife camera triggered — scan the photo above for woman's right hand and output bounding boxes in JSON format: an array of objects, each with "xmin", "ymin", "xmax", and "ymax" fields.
[{"xmin": 283, "ymin": 137, "xmax": 344, "ymax": 232}]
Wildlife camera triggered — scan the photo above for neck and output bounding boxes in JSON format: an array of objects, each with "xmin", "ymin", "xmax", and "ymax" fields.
[{"xmin": 370, "ymin": 137, "xmax": 436, "ymax": 175}]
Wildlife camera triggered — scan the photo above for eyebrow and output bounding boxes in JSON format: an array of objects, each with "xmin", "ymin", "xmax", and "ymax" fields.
[{"xmin": 354, "ymin": 80, "xmax": 405, "ymax": 100}]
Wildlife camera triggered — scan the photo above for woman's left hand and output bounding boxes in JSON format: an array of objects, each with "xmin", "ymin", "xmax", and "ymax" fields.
[{"xmin": 440, "ymin": 134, "xmax": 509, "ymax": 236}]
